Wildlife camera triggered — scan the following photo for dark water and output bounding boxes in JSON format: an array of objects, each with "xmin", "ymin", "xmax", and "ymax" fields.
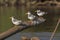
[
  {"xmin": 0, "ymin": 0, "xmax": 60, "ymax": 39},
  {"xmin": 5, "ymin": 32, "xmax": 60, "ymax": 40},
  {"xmin": 0, "ymin": 6, "xmax": 60, "ymax": 32},
  {"xmin": 0, "ymin": 6, "xmax": 27, "ymax": 32},
  {"xmin": 0, "ymin": 6, "xmax": 60, "ymax": 40}
]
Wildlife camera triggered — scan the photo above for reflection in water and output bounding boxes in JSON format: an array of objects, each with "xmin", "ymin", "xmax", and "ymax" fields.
[
  {"xmin": 0, "ymin": 6, "xmax": 60, "ymax": 32},
  {"xmin": 5, "ymin": 32, "xmax": 60, "ymax": 40}
]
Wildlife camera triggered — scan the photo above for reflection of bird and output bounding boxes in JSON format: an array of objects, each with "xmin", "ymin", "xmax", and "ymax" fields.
[
  {"xmin": 10, "ymin": 16, "xmax": 22, "ymax": 25},
  {"xmin": 26, "ymin": 11, "xmax": 36, "ymax": 21},
  {"xmin": 35, "ymin": 10, "xmax": 47, "ymax": 17}
]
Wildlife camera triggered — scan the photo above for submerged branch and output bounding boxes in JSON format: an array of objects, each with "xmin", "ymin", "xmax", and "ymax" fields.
[{"xmin": 50, "ymin": 18, "xmax": 60, "ymax": 40}]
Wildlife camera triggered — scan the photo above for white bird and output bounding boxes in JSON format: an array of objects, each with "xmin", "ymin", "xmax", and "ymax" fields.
[
  {"xmin": 26, "ymin": 11, "xmax": 36, "ymax": 21},
  {"xmin": 36, "ymin": 10, "xmax": 47, "ymax": 16},
  {"xmin": 10, "ymin": 16, "xmax": 22, "ymax": 25}
]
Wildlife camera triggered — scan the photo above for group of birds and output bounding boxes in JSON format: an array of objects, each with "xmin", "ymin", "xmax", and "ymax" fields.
[
  {"xmin": 10, "ymin": 10, "xmax": 47, "ymax": 26},
  {"xmin": 26, "ymin": 10, "xmax": 47, "ymax": 24},
  {"xmin": 26, "ymin": 10, "xmax": 47, "ymax": 21}
]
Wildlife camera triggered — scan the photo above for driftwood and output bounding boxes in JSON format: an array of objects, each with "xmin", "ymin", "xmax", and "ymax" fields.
[
  {"xmin": 0, "ymin": 20, "xmax": 40, "ymax": 40},
  {"xmin": 0, "ymin": 21, "xmax": 33, "ymax": 39},
  {"xmin": 50, "ymin": 18, "xmax": 60, "ymax": 40},
  {"xmin": 0, "ymin": 16, "xmax": 45, "ymax": 40},
  {"xmin": 0, "ymin": 26, "xmax": 20, "ymax": 40}
]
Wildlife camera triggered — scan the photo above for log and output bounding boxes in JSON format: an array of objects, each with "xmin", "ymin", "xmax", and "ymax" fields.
[
  {"xmin": 0, "ymin": 21, "xmax": 34, "ymax": 40},
  {"xmin": 0, "ymin": 26, "xmax": 20, "ymax": 39},
  {"xmin": 0, "ymin": 17, "xmax": 45, "ymax": 40},
  {"xmin": 50, "ymin": 18, "xmax": 60, "ymax": 40}
]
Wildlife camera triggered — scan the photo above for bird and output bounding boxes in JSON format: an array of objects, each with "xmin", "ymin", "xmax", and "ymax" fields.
[
  {"xmin": 26, "ymin": 11, "xmax": 36, "ymax": 21},
  {"xmin": 10, "ymin": 16, "xmax": 22, "ymax": 25},
  {"xmin": 35, "ymin": 10, "xmax": 47, "ymax": 17}
]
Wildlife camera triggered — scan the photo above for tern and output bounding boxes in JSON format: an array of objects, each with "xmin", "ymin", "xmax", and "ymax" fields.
[
  {"xmin": 10, "ymin": 16, "xmax": 22, "ymax": 25},
  {"xmin": 26, "ymin": 11, "xmax": 36, "ymax": 21},
  {"xmin": 35, "ymin": 10, "xmax": 47, "ymax": 17}
]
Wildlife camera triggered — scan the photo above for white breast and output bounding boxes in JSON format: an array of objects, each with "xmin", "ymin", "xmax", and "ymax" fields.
[
  {"xmin": 37, "ymin": 12, "xmax": 45, "ymax": 16},
  {"xmin": 28, "ymin": 14, "xmax": 35, "ymax": 20},
  {"xmin": 27, "ymin": 12, "xmax": 35, "ymax": 20},
  {"xmin": 11, "ymin": 17, "xmax": 22, "ymax": 25}
]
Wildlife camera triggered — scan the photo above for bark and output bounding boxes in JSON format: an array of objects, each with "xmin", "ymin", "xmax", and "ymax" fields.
[
  {"xmin": 0, "ymin": 26, "xmax": 20, "ymax": 39},
  {"xmin": 0, "ymin": 21, "xmax": 33, "ymax": 40},
  {"xmin": 0, "ymin": 17, "xmax": 45, "ymax": 39}
]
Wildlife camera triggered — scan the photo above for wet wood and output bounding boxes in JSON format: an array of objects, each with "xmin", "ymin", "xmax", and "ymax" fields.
[
  {"xmin": 0, "ymin": 26, "xmax": 20, "ymax": 39},
  {"xmin": 0, "ymin": 21, "xmax": 34, "ymax": 40},
  {"xmin": 0, "ymin": 16, "xmax": 44, "ymax": 39},
  {"xmin": 50, "ymin": 18, "xmax": 60, "ymax": 40}
]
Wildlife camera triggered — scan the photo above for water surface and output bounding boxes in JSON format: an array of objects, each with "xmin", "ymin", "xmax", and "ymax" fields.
[
  {"xmin": 5, "ymin": 32, "xmax": 60, "ymax": 40},
  {"xmin": 0, "ymin": 6, "xmax": 60, "ymax": 32}
]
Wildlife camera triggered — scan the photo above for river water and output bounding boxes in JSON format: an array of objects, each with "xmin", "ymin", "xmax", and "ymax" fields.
[
  {"xmin": 5, "ymin": 32, "xmax": 60, "ymax": 40},
  {"xmin": 0, "ymin": 6, "xmax": 60, "ymax": 32},
  {"xmin": 0, "ymin": 6, "xmax": 60, "ymax": 40}
]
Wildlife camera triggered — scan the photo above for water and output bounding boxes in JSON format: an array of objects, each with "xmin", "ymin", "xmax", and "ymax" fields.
[
  {"xmin": 0, "ymin": 6, "xmax": 60, "ymax": 32},
  {"xmin": 0, "ymin": 6, "xmax": 27, "ymax": 32},
  {"xmin": 0, "ymin": 6, "xmax": 60, "ymax": 40},
  {"xmin": 5, "ymin": 32, "xmax": 60, "ymax": 40}
]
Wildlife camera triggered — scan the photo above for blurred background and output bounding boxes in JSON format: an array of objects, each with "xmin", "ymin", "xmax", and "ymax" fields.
[
  {"xmin": 0, "ymin": 0, "xmax": 60, "ymax": 33},
  {"xmin": 0, "ymin": 0, "xmax": 60, "ymax": 40}
]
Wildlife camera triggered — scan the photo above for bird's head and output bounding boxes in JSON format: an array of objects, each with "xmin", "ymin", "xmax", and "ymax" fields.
[
  {"xmin": 35, "ymin": 10, "xmax": 41, "ymax": 12},
  {"xmin": 26, "ymin": 11, "xmax": 31, "ymax": 15}
]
